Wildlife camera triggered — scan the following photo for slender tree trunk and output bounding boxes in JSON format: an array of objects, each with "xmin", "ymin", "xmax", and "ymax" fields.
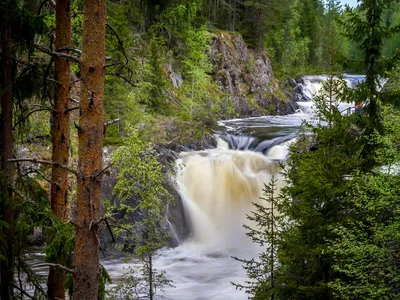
[
  {"xmin": 270, "ymin": 177, "xmax": 274, "ymax": 300},
  {"xmin": 72, "ymin": 0, "xmax": 106, "ymax": 298},
  {"xmin": 47, "ymin": 0, "xmax": 71, "ymax": 298},
  {"xmin": 0, "ymin": 21, "xmax": 15, "ymax": 300},
  {"xmin": 149, "ymin": 253, "xmax": 154, "ymax": 300}
]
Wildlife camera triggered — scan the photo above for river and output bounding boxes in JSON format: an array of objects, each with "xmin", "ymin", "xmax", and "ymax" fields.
[
  {"xmin": 101, "ymin": 74, "xmax": 366, "ymax": 300},
  {"xmin": 26, "ymin": 75, "xmax": 366, "ymax": 299}
]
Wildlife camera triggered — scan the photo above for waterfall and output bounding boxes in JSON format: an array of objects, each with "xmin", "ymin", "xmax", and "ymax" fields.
[
  {"xmin": 102, "ymin": 74, "xmax": 370, "ymax": 300},
  {"xmin": 175, "ymin": 149, "xmax": 281, "ymax": 247}
]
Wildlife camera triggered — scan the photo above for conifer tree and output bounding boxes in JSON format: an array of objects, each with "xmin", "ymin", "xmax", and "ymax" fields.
[
  {"xmin": 0, "ymin": 5, "xmax": 15, "ymax": 299},
  {"xmin": 48, "ymin": 0, "xmax": 72, "ymax": 298},
  {"xmin": 233, "ymin": 176, "xmax": 287, "ymax": 300},
  {"xmin": 73, "ymin": 0, "xmax": 107, "ymax": 297}
]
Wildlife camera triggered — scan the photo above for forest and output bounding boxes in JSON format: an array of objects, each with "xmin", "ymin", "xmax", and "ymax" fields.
[{"xmin": 1, "ymin": 0, "xmax": 400, "ymax": 299}]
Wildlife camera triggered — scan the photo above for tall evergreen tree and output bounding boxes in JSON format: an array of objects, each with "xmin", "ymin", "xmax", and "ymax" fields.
[
  {"xmin": 0, "ymin": 4, "xmax": 15, "ymax": 298},
  {"xmin": 73, "ymin": 0, "xmax": 107, "ymax": 297},
  {"xmin": 47, "ymin": 0, "xmax": 72, "ymax": 298}
]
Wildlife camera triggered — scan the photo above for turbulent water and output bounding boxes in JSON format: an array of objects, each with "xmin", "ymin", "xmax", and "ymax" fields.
[
  {"xmin": 104, "ymin": 147, "xmax": 286, "ymax": 300},
  {"xmin": 101, "ymin": 74, "xmax": 368, "ymax": 300},
  {"xmin": 107, "ymin": 74, "xmax": 368, "ymax": 300},
  {"xmin": 26, "ymin": 75, "xmax": 366, "ymax": 299}
]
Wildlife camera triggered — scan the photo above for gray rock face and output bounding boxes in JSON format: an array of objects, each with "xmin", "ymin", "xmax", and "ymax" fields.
[
  {"xmin": 210, "ymin": 33, "xmax": 295, "ymax": 116},
  {"xmin": 167, "ymin": 61, "xmax": 183, "ymax": 88}
]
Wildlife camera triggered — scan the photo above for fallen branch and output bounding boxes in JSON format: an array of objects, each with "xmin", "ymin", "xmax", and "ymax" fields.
[
  {"xmin": 8, "ymin": 158, "xmax": 78, "ymax": 176},
  {"xmin": 31, "ymin": 263, "xmax": 75, "ymax": 274}
]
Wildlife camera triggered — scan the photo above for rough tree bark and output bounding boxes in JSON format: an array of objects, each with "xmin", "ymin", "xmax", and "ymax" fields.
[
  {"xmin": 47, "ymin": 0, "xmax": 71, "ymax": 298},
  {"xmin": 72, "ymin": 0, "xmax": 107, "ymax": 298},
  {"xmin": 0, "ymin": 21, "xmax": 15, "ymax": 300}
]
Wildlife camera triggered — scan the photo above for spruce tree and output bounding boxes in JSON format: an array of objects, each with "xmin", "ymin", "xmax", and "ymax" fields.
[{"xmin": 233, "ymin": 176, "xmax": 287, "ymax": 300}]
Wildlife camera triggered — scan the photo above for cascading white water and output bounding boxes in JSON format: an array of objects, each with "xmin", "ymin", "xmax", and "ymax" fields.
[
  {"xmin": 149, "ymin": 146, "xmax": 287, "ymax": 300},
  {"xmin": 176, "ymin": 149, "xmax": 281, "ymax": 247},
  {"xmin": 102, "ymin": 74, "xmax": 368, "ymax": 300}
]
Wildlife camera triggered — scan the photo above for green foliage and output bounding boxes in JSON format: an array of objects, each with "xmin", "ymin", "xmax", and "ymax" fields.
[
  {"xmin": 99, "ymin": 264, "xmax": 112, "ymax": 300},
  {"xmin": 328, "ymin": 172, "xmax": 400, "ymax": 300},
  {"xmin": 107, "ymin": 264, "xmax": 174, "ymax": 300},
  {"xmin": 233, "ymin": 177, "xmax": 289, "ymax": 300},
  {"xmin": 109, "ymin": 126, "xmax": 173, "ymax": 298},
  {"xmin": 44, "ymin": 220, "xmax": 74, "ymax": 266},
  {"xmin": 111, "ymin": 127, "xmax": 171, "ymax": 218}
]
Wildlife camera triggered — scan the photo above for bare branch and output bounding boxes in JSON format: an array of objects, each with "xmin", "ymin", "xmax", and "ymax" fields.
[
  {"xmin": 46, "ymin": 77, "xmax": 60, "ymax": 84},
  {"xmin": 105, "ymin": 218, "xmax": 116, "ymax": 243},
  {"xmin": 106, "ymin": 72, "xmax": 137, "ymax": 87},
  {"xmin": 8, "ymin": 158, "xmax": 78, "ymax": 176},
  {"xmin": 34, "ymin": 43, "xmax": 80, "ymax": 63},
  {"xmin": 69, "ymin": 97, "xmax": 80, "ymax": 104},
  {"xmin": 105, "ymin": 61, "xmax": 122, "ymax": 68},
  {"xmin": 104, "ymin": 118, "xmax": 120, "ymax": 127},
  {"xmin": 43, "ymin": 57, "xmax": 55, "ymax": 103},
  {"xmin": 31, "ymin": 263, "xmax": 75, "ymax": 274},
  {"xmin": 106, "ymin": 23, "xmax": 128, "ymax": 66},
  {"xmin": 13, "ymin": 285, "xmax": 36, "ymax": 300},
  {"xmin": 56, "ymin": 46, "xmax": 82, "ymax": 55},
  {"xmin": 95, "ymin": 163, "xmax": 114, "ymax": 178},
  {"xmin": 65, "ymin": 106, "xmax": 80, "ymax": 113},
  {"xmin": 13, "ymin": 107, "xmax": 53, "ymax": 129},
  {"xmin": 103, "ymin": 118, "xmax": 120, "ymax": 135}
]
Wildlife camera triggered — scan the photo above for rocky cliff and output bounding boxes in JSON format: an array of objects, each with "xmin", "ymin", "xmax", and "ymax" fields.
[{"xmin": 210, "ymin": 33, "xmax": 297, "ymax": 117}]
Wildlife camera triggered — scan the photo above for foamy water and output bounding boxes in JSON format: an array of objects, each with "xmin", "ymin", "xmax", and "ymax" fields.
[{"xmin": 103, "ymin": 74, "xmax": 367, "ymax": 300}]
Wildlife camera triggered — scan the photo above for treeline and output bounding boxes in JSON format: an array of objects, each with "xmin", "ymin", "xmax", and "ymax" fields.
[
  {"xmin": 235, "ymin": 1, "xmax": 400, "ymax": 299},
  {"xmin": 1, "ymin": 0, "xmax": 400, "ymax": 299}
]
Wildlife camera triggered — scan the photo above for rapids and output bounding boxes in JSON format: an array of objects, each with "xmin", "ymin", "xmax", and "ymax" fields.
[
  {"xmin": 102, "ymin": 74, "xmax": 367, "ymax": 300},
  {"xmin": 24, "ymin": 75, "xmax": 367, "ymax": 299}
]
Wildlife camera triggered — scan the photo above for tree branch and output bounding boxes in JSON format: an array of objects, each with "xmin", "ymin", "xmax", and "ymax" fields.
[
  {"xmin": 34, "ymin": 44, "xmax": 80, "ymax": 63},
  {"xmin": 13, "ymin": 285, "xmax": 36, "ymax": 300},
  {"xmin": 13, "ymin": 107, "xmax": 53, "ymax": 129},
  {"xmin": 31, "ymin": 263, "xmax": 75, "ymax": 274},
  {"xmin": 69, "ymin": 97, "xmax": 80, "ymax": 104},
  {"xmin": 106, "ymin": 72, "xmax": 137, "ymax": 87},
  {"xmin": 104, "ymin": 118, "xmax": 120, "ymax": 127},
  {"xmin": 103, "ymin": 118, "xmax": 120, "ymax": 134},
  {"xmin": 65, "ymin": 106, "xmax": 80, "ymax": 113},
  {"xmin": 95, "ymin": 163, "xmax": 114, "ymax": 178},
  {"xmin": 106, "ymin": 23, "xmax": 128, "ymax": 66},
  {"xmin": 56, "ymin": 46, "xmax": 82, "ymax": 55},
  {"xmin": 8, "ymin": 158, "xmax": 78, "ymax": 176}
]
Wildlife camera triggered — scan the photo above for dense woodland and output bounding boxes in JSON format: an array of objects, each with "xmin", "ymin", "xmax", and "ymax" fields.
[{"xmin": 1, "ymin": 0, "xmax": 400, "ymax": 299}]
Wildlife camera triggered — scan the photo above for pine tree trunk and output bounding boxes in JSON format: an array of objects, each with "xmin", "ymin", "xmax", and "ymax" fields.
[
  {"xmin": 47, "ymin": 0, "xmax": 71, "ymax": 298},
  {"xmin": 0, "ymin": 21, "xmax": 15, "ymax": 300},
  {"xmin": 72, "ymin": 0, "xmax": 106, "ymax": 298}
]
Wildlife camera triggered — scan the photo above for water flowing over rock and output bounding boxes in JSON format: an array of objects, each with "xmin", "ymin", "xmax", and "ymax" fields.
[{"xmin": 99, "ymin": 74, "xmax": 369, "ymax": 300}]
